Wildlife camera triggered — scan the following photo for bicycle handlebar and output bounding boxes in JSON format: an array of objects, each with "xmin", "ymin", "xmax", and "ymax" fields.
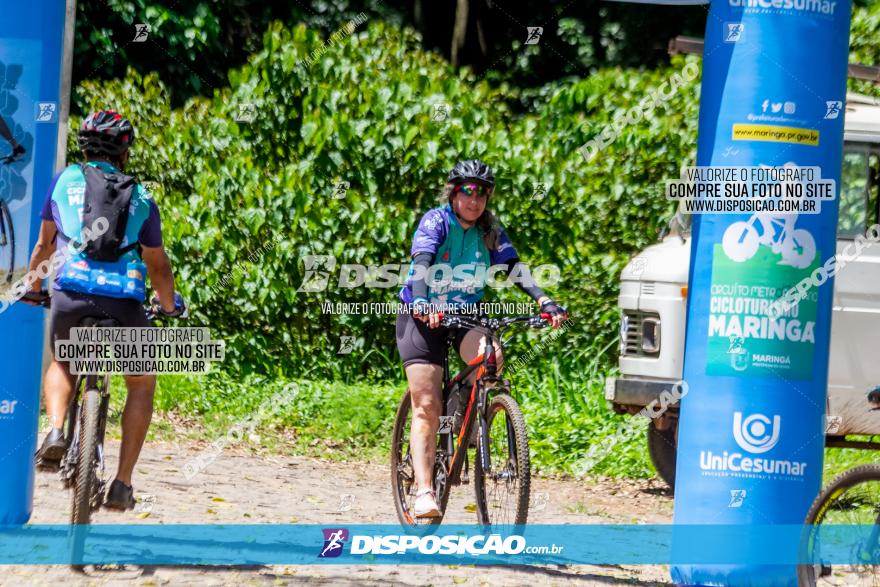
[
  {"xmin": 20, "ymin": 290, "xmax": 50, "ymax": 307},
  {"xmin": 438, "ymin": 312, "xmax": 555, "ymax": 332},
  {"xmin": 18, "ymin": 290, "xmax": 181, "ymax": 322}
]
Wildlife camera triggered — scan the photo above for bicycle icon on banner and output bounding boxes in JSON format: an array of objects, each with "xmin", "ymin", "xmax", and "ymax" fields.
[
  {"xmin": 722, "ymin": 214, "xmax": 816, "ymax": 269},
  {"xmin": 720, "ymin": 162, "xmax": 817, "ymax": 269}
]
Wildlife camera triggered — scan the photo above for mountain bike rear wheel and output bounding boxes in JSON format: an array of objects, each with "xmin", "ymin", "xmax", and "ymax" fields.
[
  {"xmin": 474, "ymin": 393, "xmax": 530, "ymax": 528},
  {"xmin": 71, "ymin": 389, "xmax": 101, "ymax": 526},
  {"xmin": 391, "ymin": 390, "xmax": 450, "ymax": 526},
  {"xmin": 0, "ymin": 200, "xmax": 14, "ymax": 283},
  {"xmin": 798, "ymin": 464, "xmax": 880, "ymax": 586}
]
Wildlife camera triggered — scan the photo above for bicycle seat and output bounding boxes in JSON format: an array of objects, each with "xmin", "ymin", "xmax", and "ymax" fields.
[{"xmin": 78, "ymin": 316, "xmax": 120, "ymax": 328}]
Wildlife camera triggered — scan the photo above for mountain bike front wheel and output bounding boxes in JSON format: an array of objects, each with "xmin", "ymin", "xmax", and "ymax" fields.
[
  {"xmin": 798, "ymin": 464, "xmax": 880, "ymax": 586},
  {"xmin": 474, "ymin": 393, "xmax": 530, "ymax": 528}
]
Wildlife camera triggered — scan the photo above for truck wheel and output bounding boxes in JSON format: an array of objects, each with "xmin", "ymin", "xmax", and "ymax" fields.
[{"xmin": 647, "ymin": 418, "xmax": 677, "ymax": 491}]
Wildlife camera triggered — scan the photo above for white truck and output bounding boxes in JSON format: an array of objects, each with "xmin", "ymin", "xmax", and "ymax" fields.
[{"xmin": 605, "ymin": 93, "xmax": 880, "ymax": 490}]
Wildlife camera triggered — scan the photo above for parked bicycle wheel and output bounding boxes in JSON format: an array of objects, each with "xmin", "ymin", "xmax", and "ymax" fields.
[
  {"xmin": 391, "ymin": 391, "xmax": 450, "ymax": 526},
  {"xmin": 71, "ymin": 389, "xmax": 101, "ymax": 525},
  {"xmin": 798, "ymin": 464, "xmax": 880, "ymax": 586},
  {"xmin": 474, "ymin": 393, "xmax": 530, "ymax": 528},
  {"xmin": 0, "ymin": 200, "xmax": 14, "ymax": 283}
]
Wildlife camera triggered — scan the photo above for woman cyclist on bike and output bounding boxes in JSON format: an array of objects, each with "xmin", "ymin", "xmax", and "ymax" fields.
[{"xmin": 396, "ymin": 159, "xmax": 568, "ymax": 518}]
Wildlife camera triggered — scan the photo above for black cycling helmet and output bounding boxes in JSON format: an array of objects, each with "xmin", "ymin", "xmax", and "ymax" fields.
[
  {"xmin": 77, "ymin": 110, "xmax": 135, "ymax": 157},
  {"xmin": 447, "ymin": 159, "xmax": 495, "ymax": 189}
]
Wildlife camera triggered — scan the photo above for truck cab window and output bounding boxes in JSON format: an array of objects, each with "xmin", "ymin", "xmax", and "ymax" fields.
[{"xmin": 837, "ymin": 143, "xmax": 878, "ymax": 238}]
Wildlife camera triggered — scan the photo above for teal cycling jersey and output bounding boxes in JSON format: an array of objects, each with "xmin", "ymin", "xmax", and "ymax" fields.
[
  {"xmin": 399, "ymin": 204, "xmax": 518, "ymax": 307},
  {"xmin": 41, "ymin": 161, "xmax": 161, "ymax": 301}
]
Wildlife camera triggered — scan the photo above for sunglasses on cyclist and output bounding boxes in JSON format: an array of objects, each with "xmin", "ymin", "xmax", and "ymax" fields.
[{"xmin": 454, "ymin": 182, "xmax": 491, "ymax": 198}]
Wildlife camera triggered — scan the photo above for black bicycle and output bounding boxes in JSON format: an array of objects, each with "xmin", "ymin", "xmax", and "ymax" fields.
[
  {"xmin": 25, "ymin": 291, "xmax": 164, "ymax": 527},
  {"xmin": 391, "ymin": 311, "xmax": 555, "ymax": 528},
  {"xmin": 0, "ymin": 151, "xmax": 21, "ymax": 283}
]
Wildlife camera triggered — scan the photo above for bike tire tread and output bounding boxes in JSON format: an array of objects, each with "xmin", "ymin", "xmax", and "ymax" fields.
[{"xmin": 474, "ymin": 393, "xmax": 531, "ymax": 527}]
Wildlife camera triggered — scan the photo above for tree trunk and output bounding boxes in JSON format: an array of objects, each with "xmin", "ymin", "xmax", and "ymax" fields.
[{"xmin": 451, "ymin": 0, "xmax": 469, "ymax": 67}]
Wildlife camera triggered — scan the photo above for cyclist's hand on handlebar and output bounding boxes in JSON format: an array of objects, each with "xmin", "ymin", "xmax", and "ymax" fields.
[
  {"xmin": 21, "ymin": 285, "xmax": 44, "ymax": 306},
  {"xmin": 412, "ymin": 298, "xmax": 442, "ymax": 329},
  {"xmin": 151, "ymin": 292, "xmax": 188, "ymax": 318},
  {"xmin": 539, "ymin": 298, "xmax": 569, "ymax": 328}
]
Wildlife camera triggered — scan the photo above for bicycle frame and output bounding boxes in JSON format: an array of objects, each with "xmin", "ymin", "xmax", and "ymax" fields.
[{"xmin": 440, "ymin": 328, "xmax": 512, "ymax": 491}]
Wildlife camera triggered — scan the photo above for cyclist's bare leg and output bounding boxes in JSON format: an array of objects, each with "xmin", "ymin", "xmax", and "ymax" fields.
[
  {"xmin": 115, "ymin": 374, "xmax": 156, "ymax": 486},
  {"xmin": 405, "ymin": 363, "xmax": 443, "ymax": 492},
  {"xmin": 458, "ymin": 329, "xmax": 504, "ymax": 386},
  {"xmin": 43, "ymin": 358, "xmax": 74, "ymax": 431}
]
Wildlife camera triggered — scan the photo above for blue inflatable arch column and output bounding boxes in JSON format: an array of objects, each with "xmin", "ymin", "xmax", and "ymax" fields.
[
  {"xmin": 609, "ymin": 0, "xmax": 851, "ymax": 584},
  {"xmin": 0, "ymin": 0, "xmax": 76, "ymax": 524}
]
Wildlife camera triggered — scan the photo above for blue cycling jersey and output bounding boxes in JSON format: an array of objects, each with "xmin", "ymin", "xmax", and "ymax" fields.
[{"xmin": 399, "ymin": 205, "xmax": 518, "ymax": 307}]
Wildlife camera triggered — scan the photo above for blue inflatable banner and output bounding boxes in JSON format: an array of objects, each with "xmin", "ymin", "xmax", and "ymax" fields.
[
  {"xmin": 0, "ymin": 0, "xmax": 72, "ymax": 524},
  {"xmin": 672, "ymin": 1, "xmax": 852, "ymax": 586}
]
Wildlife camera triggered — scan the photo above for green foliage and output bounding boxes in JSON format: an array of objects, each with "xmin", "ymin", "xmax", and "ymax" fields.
[
  {"xmin": 71, "ymin": 11, "xmax": 880, "ymax": 480},
  {"xmin": 150, "ymin": 372, "xmax": 402, "ymax": 460},
  {"xmin": 850, "ymin": 2, "xmax": 880, "ymax": 99},
  {"xmin": 74, "ymin": 0, "xmax": 399, "ymax": 105},
  {"xmin": 71, "ymin": 20, "xmax": 704, "ymax": 382}
]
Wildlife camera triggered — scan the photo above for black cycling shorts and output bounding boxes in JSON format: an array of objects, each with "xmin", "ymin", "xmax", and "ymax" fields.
[
  {"xmin": 396, "ymin": 310, "xmax": 471, "ymax": 368},
  {"xmin": 49, "ymin": 289, "xmax": 151, "ymax": 351}
]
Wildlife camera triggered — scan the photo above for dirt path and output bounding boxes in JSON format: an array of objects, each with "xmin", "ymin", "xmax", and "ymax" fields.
[{"xmin": 3, "ymin": 440, "xmax": 674, "ymax": 586}]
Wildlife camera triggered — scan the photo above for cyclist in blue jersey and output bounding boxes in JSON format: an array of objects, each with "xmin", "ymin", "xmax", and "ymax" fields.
[
  {"xmin": 396, "ymin": 159, "xmax": 568, "ymax": 517},
  {"xmin": 25, "ymin": 111, "xmax": 185, "ymax": 510}
]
